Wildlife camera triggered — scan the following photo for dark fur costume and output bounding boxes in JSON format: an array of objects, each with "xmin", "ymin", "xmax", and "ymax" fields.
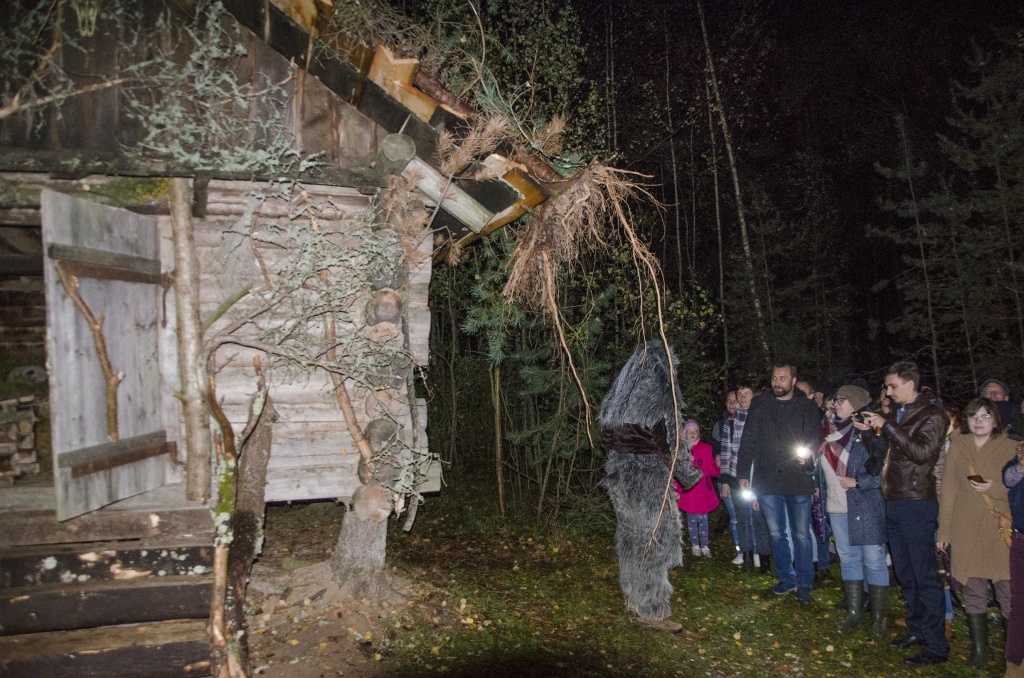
[{"xmin": 599, "ymin": 341, "xmax": 701, "ymax": 621}]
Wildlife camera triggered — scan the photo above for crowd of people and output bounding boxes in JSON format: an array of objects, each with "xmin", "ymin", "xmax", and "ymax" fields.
[
  {"xmin": 705, "ymin": 360, "xmax": 1024, "ymax": 671},
  {"xmin": 599, "ymin": 347, "xmax": 1024, "ymax": 673}
]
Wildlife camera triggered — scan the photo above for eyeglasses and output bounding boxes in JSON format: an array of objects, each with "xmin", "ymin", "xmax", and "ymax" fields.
[
  {"xmin": 829, "ymin": 396, "xmax": 847, "ymax": 404},
  {"xmin": 969, "ymin": 413, "xmax": 993, "ymax": 422}
]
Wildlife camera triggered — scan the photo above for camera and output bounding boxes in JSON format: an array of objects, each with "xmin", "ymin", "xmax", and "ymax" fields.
[{"xmin": 852, "ymin": 411, "xmax": 871, "ymax": 424}]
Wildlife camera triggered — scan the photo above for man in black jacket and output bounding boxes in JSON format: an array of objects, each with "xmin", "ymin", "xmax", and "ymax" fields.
[
  {"xmin": 737, "ymin": 363, "xmax": 821, "ymax": 603},
  {"xmin": 859, "ymin": 360, "xmax": 949, "ymax": 667}
]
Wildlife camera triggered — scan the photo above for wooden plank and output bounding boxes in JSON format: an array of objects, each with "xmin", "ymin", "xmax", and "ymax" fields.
[
  {"xmin": 0, "ymin": 618, "xmax": 210, "ymax": 678},
  {"xmin": 404, "ymin": 157, "xmax": 493, "ymax": 233},
  {"xmin": 0, "ymin": 504, "xmax": 214, "ymax": 549},
  {"xmin": 0, "ymin": 575, "xmax": 211, "ymax": 635},
  {"xmin": 0, "ymin": 539, "xmax": 214, "ymax": 589},
  {"xmin": 42, "ymin": 191, "xmax": 167, "ymax": 521},
  {"xmin": 368, "ymin": 44, "xmax": 421, "ymax": 90},
  {"xmin": 0, "ymin": 148, "xmax": 384, "ymax": 188},
  {"xmin": 47, "ymin": 243, "xmax": 161, "ymax": 276},
  {"xmin": 59, "ymin": 431, "xmax": 166, "ymax": 469},
  {"xmin": 70, "ymin": 442, "xmax": 175, "ymax": 479},
  {"xmin": 0, "ymin": 254, "xmax": 42, "ymax": 276}
]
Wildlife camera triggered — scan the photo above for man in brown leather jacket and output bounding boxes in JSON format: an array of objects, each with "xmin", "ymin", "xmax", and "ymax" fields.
[{"xmin": 859, "ymin": 360, "xmax": 949, "ymax": 667}]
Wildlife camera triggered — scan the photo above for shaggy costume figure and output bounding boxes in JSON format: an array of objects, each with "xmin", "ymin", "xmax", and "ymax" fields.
[{"xmin": 600, "ymin": 342, "xmax": 702, "ymax": 631}]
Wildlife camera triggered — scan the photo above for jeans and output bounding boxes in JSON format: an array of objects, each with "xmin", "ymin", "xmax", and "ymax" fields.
[
  {"xmin": 886, "ymin": 499, "xmax": 948, "ymax": 658},
  {"xmin": 759, "ymin": 494, "xmax": 814, "ymax": 591},
  {"xmin": 828, "ymin": 511, "xmax": 889, "ymax": 586},
  {"xmin": 717, "ymin": 482, "xmax": 740, "ymax": 552},
  {"xmin": 735, "ymin": 490, "xmax": 772, "ymax": 555}
]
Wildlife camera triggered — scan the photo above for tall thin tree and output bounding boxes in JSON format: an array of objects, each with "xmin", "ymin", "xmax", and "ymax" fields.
[{"xmin": 697, "ymin": 0, "xmax": 772, "ymax": 368}]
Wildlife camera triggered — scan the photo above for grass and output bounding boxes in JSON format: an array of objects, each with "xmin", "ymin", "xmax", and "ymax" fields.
[
  {"xmin": 383, "ymin": 476, "xmax": 1004, "ymax": 677},
  {"xmin": 0, "ymin": 351, "xmax": 47, "ymax": 401}
]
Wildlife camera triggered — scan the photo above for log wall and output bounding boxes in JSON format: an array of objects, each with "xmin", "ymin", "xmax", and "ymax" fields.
[{"xmin": 186, "ymin": 180, "xmax": 436, "ymax": 502}]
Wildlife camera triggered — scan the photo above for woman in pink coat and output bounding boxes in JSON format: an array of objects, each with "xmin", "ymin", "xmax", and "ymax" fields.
[{"xmin": 675, "ymin": 419, "xmax": 721, "ymax": 558}]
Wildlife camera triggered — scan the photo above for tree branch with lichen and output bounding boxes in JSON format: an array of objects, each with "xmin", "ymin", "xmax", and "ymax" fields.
[{"xmin": 54, "ymin": 260, "xmax": 123, "ymax": 442}]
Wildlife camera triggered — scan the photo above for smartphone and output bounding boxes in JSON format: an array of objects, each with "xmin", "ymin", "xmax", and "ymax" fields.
[{"xmin": 967, "ymin": 474, "xmax": 985, "ymax": 483}]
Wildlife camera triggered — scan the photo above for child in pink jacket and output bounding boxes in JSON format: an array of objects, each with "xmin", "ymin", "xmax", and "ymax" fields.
[{"xmin": 674, "ymin": 419, "xmax": 721, "ymax": 557}]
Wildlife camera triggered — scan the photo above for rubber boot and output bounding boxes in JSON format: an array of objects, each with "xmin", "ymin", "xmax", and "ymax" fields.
[
  {"xmin": 839, "ymin": 580, "xmax": 864, "ymax": 631},
  {"xmin": 967, "ymin": 612, "xmax": 989, "ymax": 669},
  {"xmin": 759, "ymin": 555, "xmax": 772, "ymax": 575},
  {"xmin": 743, "ymin": 551, "xmax": 754, "ymax": 575},
  {"xmin": 868, "ymin": 585, "xmax": 888, "ymax": 638}
]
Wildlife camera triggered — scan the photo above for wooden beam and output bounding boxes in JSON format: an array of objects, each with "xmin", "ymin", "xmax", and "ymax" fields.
[
  {"xmin": 0, "ymin": 504, "xmax": 214, "ymax": 549},
  {"xmin": 0, "ymin": 539, "xmax": 214, "ymax": 589},
  {"xmin": 0, "ymin": 254, "xmax": 42, "ymax": 276},
  {"xmin": 0, "ymin": 618, "xmax": 210, "ymax": 678},
  {"xmin": 0, "ymin": 576, "xmax": 211, "ymax": 635},
  {"xmin": 404, "ymin": 157, "xmax": 493, "ymax": 233},
  {"xmin": 0, "ymin": 149, "xmax": 384, "ymax": 188},
  {"xmin": 47, "ymin": 243, "xmax": 161, "ymax": 276}
]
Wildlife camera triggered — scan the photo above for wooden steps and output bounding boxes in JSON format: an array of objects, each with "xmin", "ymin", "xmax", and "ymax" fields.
[
  {"xmin": 0, "ymin": 485, "xmax": 214, "ymax": 676},
  {"xmin": 0, "ymin": 619, "xmax": 211, "ymax": 677}
]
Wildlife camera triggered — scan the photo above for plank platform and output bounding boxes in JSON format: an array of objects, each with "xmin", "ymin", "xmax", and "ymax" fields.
[
  {"xmin": 0, "ymin": 619, "xmax": 211, "ymax": 677},
  {"xmin": 0, "ymin": 483, "xmax": 214, "ymax": 548},
  {"xmin": 0, "ymin": 537, "xmax": 214, "ymax": 588},
  {"xmin": 0, "ymin": 575, "xmax": 211, "ymax": 635}
]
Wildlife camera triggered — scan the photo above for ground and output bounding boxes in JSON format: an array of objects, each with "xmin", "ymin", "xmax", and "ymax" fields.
[{"xmin": 245, "ymin": 483, "xmax": 1005, "ymax": 677}]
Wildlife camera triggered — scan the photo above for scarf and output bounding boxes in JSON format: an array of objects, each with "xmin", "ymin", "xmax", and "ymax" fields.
[{"xmin": 817, "ymin": 415, "xmax": 854, "ymax": 477}]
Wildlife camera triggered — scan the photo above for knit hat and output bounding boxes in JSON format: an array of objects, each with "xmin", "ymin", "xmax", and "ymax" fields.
[
  {"xmin": 834, "ymin": 384, "xmax": 870, "ymax": 412},
  {"xmin": 979, "ymin": 378, "xmax": 1011, "ymax": 399},
  {"xmin": 683, "ymin": 419, "xmax": 700, "ymax": 435}
]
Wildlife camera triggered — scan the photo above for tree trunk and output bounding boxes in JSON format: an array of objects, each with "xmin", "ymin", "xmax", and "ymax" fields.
[
  {"xmin": 493, "ymin": 362, "xmax": 505, "ymax": 516},
  {"xmin": 995, "ymin": 160, "xmax": 1024, "ymax": 360},
  {"xmin": 606, "ymin": 0, "xmax": 617, "ymax": 152},
  {"xmin": 706, "ymin": 80, "xmax": 728, "ymax": 385},
  {"xmin": 664, "ymin": 18, "xmax": 683, "ymax": 291},
  {"xmin": 170, "ymin": 177, "xmax": 211, "ymax": 502},
  {"xmin": 223, "ymin": 381, "xmax": 276, "ymax": 673},
  {"xmin": 698, "ymin": 1, "xmax": 772, "ymax": 369},
  {"xmin": 949, "ymin": 221, "xmax": 978, "ymax": 388},
  {"xmin": 330, "ymin": 484, "xmax": 392, "ymax": 601},
  {"xmin": 896, "ymin": 117, "xmax": 942, "ymax": 394}
]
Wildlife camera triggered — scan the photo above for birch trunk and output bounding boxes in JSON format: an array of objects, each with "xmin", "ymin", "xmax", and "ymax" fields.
[
  {"xmin": 170, "ymin": 177, "xmax": 211, "ymax": 502},
  {"xmin": 698, "ymin": 1, "xmax": 772, "ymax": 369}
]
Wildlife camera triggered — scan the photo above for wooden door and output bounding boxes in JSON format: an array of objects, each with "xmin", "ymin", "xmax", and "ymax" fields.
[{"xmin": 42, "ymin": 190, "xmax": 171, "ymax": 520}]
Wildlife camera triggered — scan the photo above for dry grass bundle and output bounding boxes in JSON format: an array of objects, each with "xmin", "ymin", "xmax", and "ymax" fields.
[
  {"xmin": 438, "ymin": 115, "xmax": 510, "ymax": 177},
  {"xmin": 502, "ymin": 161, "xmax": 660, "ymax": 316},
  {"xmin": 502, "ymin": 161, "xmax": 665, "ymax": 441},
  {"xmin": 532, "ymin": 115, "xmax": 565, "ymax": 158}
]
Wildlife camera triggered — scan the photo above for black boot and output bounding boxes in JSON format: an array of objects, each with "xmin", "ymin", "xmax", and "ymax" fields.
[
  {"xmin": 839, "ymin": 580, "xmax": 864, "ymax": 631},
  {"xmin": 967, "ymin": 612, "xmax": 988, "ymax": 669},
  {"xmin": 743, "ymin": 551, "xmax": 754, "ymax": 575},
  {"xmin": 868, "ymin": 585, "xmax": 888, "ymax": 638},
  {"xmin": 759, "ymin": 555, "xmax": 772, "ymax": 575}
]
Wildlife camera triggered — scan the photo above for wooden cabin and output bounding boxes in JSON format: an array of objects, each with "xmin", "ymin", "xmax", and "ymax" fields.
[{"xmin": 0, "ymin": 0, "xmax": 558, "ymax": 675}]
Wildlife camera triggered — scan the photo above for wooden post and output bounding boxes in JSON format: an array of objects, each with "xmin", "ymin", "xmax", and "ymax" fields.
[
  {"xmin": 170, "ymin": 178, "xmax": 212, "ymax": 502},
  {"xmin": 375, "ymin": 133, "xmax": 416, "ymax": 177}
]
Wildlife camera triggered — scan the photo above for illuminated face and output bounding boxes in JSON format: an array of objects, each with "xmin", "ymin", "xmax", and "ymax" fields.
[
  {"xmin": 832, "ymin": 397, "xmax": 855, "ymax": 419},
  {"xmin": 967, "ymin": 406, "xmax": 996, "ymax": 438},
  {"xmin": 684, "ymin": 427, "xmax": 700, "ymax": 443},
  {"xmin": 771, "ymin": 367, "xmax": 796, "ymax": 398},
  {"xmin": 885, "ymin": 373, "xmax": 917, "ymax": 405},
  {"xmin": 726, "ymin": 392, "xmax": 738, "ymax": 415},
  {"xmin": 736, "ymin": 387, "xmax": 754, "ymax": 409},
  {"xmin": 983, "ymin": 382, "xmax": 1008, "ymax": 402},
  {"xmin": 796, "ymin": 381, "xmax": 813, "ymax": 398}
]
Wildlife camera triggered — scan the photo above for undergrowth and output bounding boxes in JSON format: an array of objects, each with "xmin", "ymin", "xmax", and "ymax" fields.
[{"xmin": 385, "ymin": 475, "xmax": 1002, "ymax": 677}]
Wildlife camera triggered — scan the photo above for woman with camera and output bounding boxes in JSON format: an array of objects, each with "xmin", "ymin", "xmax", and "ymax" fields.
[
  {"xmin": 819, "ymin": 385, "xmax": 890, "ymax": 635},
  {"xmin": 937, "ymin": 397, "xmax": 1015, "ymax": 670}
]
